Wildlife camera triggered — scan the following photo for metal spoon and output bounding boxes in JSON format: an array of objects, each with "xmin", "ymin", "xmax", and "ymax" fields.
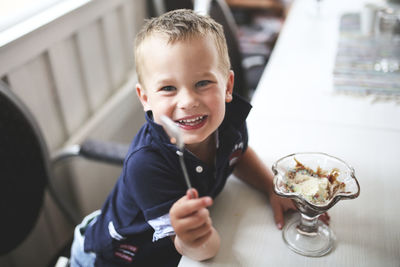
[{"xmin": 160, "ymin": 115, "xmax": 195, "ymax": 198}]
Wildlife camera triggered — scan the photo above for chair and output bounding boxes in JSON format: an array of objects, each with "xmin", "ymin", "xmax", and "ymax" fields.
[
  {"xmin": 0, "ymin": 81, "xmax": 128, "ymax": 266},
  {"xmin": 199, "ymin": 0, "xmax": 268, "ymax": 100},
  {"xmin": 147, "ymin": 0, "xmax": 193, "ymax": 17}
]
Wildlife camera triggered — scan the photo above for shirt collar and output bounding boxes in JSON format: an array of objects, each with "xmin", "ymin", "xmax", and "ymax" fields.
[
  {"xmin": 221, "ymin": 93, "xmax": 252, "ymax": 130},
  {"xmin": 145, "ymin": 111, "xmax": 172, "ymax": 145}
]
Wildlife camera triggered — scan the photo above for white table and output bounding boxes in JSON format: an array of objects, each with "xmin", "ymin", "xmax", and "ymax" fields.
[{"xmin": 179, "ymin": 0, "xmax": 400, "ymax": 266}]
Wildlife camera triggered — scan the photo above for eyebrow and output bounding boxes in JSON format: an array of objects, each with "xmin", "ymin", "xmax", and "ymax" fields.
[
  {"xmin": 194, "ymin": 71, "xmax": 217, "ymax": 79},
  {"xmin": 155, "ymin": 78, "xmax": 175, "ymax": 85}
]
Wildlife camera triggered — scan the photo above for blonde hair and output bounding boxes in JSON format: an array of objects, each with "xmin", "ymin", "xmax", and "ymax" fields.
[{"xmin": 134, "ymin": 9, "xmax": 231, "ymax": 84}]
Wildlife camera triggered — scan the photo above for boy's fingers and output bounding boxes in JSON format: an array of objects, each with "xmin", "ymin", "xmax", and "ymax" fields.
[
  {"xmin": 173, "ymin": 196, "xmax": 213, "ymax": 218},
  {"xmin": 272, "ymin": 203, "xmax": 284, "ymax": 230},
  {"xmin": 185, "ymin": 218, "xmax": 213, "ymax": 240},
  {"xmin": 319, "ymin": 212, "xmax": 330, "ymax": 225},
  {"xmin": 176, "ymin": 208, "xmax": 211, "ymax": 230}
]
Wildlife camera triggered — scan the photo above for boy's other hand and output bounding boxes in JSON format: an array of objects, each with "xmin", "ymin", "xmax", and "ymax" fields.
[
  {"xmin": 269, "ymin": 194, "xmax": 330, "ymax": 229},
  {"xmin": 170, "ymin": 189, "xmax": 213, "ymax": 248},
  {"xmin": 269, "ymin": 193, "xmax": 296, "ymax": 229}
]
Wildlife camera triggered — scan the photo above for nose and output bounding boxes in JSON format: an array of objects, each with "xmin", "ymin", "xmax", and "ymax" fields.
[{"xmin": 177, "ymin": 88, "xmax": 199, "ymax": 110}]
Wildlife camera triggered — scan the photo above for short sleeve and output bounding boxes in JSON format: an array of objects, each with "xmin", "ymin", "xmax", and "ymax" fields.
[
  {"xmin": 147, "ymin": 213, "xmax": 175, "ymax": 241},
  {"xmin": 123, "ymin": 146, "xmax": 186, "ymax": 221}
]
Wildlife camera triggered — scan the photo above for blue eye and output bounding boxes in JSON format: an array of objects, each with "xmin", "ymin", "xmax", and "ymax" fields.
[
  {"xmin": 196, "ymin": 80, "xmax": 211, "ymax": 87},
  {"xmin": 161, "ymin": 86, "xmax": 176, "ymax": 92}
]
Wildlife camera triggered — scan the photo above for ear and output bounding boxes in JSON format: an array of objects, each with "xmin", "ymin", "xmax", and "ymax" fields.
[
  {"xmin": 225, "ymin": 70, "xmax": 234, "ymax": 103},
  {"xmin": 136, "ymin": 83, "xmax": 151, "ymax": 111}
]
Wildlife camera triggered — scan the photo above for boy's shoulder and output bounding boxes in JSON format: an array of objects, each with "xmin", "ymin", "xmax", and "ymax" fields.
[
  {"xmin": 124, "ymin": 120, "xmax": 178, "ymax": 171},
  {"xmin": 127, "ymin": 122, "xmax": 167, "ymax": 157}
]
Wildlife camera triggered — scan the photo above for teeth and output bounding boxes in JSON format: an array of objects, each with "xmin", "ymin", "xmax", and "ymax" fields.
[{"xmin": 178, "ymin": 116, "xmax": 204, "ymax": 124}]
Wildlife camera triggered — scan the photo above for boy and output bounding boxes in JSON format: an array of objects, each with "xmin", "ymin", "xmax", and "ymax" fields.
[{"xmin": 70, "ymin": 9, "xmax": 297, "ymax": 266}]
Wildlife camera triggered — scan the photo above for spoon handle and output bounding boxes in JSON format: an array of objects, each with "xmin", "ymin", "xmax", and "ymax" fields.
[{"xmin": 179, "ymin": 153, "xmax": 195, "ymax": 199}]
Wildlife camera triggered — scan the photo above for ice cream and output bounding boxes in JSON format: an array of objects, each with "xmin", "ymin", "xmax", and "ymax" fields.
[{"xmin": 285, "ymin": 158, "xmax": 345, "ymax": 204}]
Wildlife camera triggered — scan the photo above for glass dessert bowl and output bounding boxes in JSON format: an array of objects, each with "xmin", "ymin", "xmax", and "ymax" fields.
[{"xmin": 272, "ymin": 152, "xmax": 360, "ymax": 257}]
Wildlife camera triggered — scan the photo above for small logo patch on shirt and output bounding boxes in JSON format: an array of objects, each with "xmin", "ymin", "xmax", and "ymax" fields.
[
  {"xmin": 114, "ymin": 243, "xmax": 138, "ymax": 262},
  {"xmin": 114, "ymin": 251, "xmax": 133, "ymax": 262},
  {"xmin": 119, "ymin": 244, "xmax": 138, "ymax": 253},
  {"xmin": 229, "ymin": 142, "xmax": 243, "ymax": 166}
]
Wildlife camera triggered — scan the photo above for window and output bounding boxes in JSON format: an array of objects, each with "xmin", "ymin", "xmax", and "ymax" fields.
[
  {"xmin": 0, "ymin": 0, "xmax": 68, "ymax": 32},
  {"xmin": 0, "ymin": 0, "xmax": 90, "ymax": 46}
]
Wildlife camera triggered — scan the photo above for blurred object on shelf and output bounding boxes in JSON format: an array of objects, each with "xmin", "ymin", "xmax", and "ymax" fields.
[
  {"xmin": 373, "ymin": 8, "xmax": 400, "ymax": 72},
  {"xmin": 237, "ymin": 14, "xmax": 283, "ymax": 56},
  {"xmin": 360, "ymin": 3, "xmax": 386, "ymax": 36},
  {"xmin": 226, "ymin": 0, "xmax": 284, "ymax": 11}
]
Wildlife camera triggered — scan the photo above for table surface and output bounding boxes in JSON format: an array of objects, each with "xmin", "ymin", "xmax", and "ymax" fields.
[{"xmin": 179, "ymin": 0, "xmax": 400, "ymax": 266}]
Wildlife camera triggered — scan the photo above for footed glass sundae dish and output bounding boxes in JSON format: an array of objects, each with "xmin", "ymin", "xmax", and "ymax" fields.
[{"xmin": 272, "ymin": 152, "xmax": 360, "ymax": 257}]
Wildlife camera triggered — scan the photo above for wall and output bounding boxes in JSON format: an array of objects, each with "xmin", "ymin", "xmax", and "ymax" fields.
[{"xmin": 0, "ymin": 0, "xmax": 146, "ymax": 266}]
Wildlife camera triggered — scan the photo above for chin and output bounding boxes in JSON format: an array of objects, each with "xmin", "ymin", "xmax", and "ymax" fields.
[{"xmin": 184, "ymin": 132, "xmax": 213, "ymax": 146}]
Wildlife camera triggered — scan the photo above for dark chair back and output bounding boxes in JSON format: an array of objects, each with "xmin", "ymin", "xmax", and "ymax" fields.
[
  {"xmin": 0, "ymin": 81, "xmax": 128, "ymax": 265},
  {"xmin": 147, "ymin": 0, "xmax": 193, "ymax": 17},
  {"xmin": 0, "ymin": 81, "xmax": 51, "ymax": 255},
  {"xmin": 209, "ymin": 0, "xmax": 250, "ymax": 100}
]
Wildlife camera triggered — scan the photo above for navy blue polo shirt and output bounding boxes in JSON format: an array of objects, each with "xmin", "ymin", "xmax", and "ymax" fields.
[{"xmin": 84, "ymin": 94, "xmax": 252, "ymax": 266}]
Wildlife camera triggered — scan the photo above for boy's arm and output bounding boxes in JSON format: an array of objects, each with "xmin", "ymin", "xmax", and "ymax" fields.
[
  {"xmin": 170, "ymin": 189, "xmax": 220, "ymax": 261},
  {"xmin": 233, "ymin": 146, "xmax": 296, "ymax": 229}
]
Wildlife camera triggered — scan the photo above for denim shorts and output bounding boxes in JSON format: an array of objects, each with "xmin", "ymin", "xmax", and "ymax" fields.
[{"xmin": 70, "ymin": 210, "xmax": 101, "ymax": 267}]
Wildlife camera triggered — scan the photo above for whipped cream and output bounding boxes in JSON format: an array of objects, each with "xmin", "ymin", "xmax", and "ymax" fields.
[
  {"xmin": 289, "ymin": 173, "xmax": 329, "ymax": 203},
  {"xmin": 285, "ymin": 159, "xmax": 345, "ymax": 204}
]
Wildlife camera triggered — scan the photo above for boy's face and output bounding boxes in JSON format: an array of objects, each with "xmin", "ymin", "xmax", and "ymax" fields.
[{"xmin": 136, "ymin": 34, "xmax": 234, "ymax": 148}]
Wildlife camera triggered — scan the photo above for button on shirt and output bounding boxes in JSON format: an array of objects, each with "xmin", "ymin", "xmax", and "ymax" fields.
[
  {"xmin": 195, "ymin": 165, "xmax": 203, "ymax": 173},
  {"xmin": 84, "ymin": 94, "xmax": 252, "ymax": 266}
]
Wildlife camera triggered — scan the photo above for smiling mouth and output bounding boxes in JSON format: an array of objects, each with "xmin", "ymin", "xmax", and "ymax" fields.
[{"xmin": 175, "ymin": 115, "xmax": 207, "ymax": 127}]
